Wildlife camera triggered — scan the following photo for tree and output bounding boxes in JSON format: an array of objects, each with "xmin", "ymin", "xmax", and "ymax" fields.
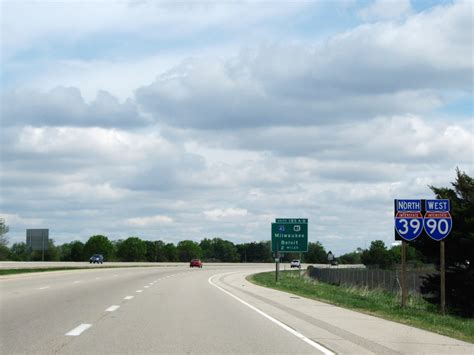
[
  {"xmin": 31, "ymin": 239, "xmax": 60, "ymax": 261},
  {"xmin": 117, "ymin": 237, "xmax": 147, "ymax": 262},
  {"xmin": 200, "ymin": 238, "xmax": 239, "ymax": 262},
  {"xmin": 83, "ymin": 235, "xmax": 114, "ymax": 260},
  {"xmin": 176, "ymin": 240, "xmax": 202, "ymax": 262},
  {"xmin": 360, "ymin": 240, "xmax": 395, "ymax": 269},
  {"xmin": 70, "ymin": 241, "xmax": 84, "ymax": 261},
  {"xmin": 236, "ymin": 241, "xmax": 272, "ymax": 262},
  {"xmin": 212, "ymin": 238, "xmax": 239, "ymax": 262},
  {"xmin": 154, "ymin": 241, "xmax": 168, "ymax": 262},
  {"xmin": 338, "ymin": 250, "xmax": 362, "ymax": 265},
  {"xmin": 413, "ymin": 169, "xmax": 474, "ymax": 316},
  {"xmin": 9, "ymin": 242, "xmax": 30, "ymax": 261},
  {"xmin": 303, "ymin": 242, "xmax": 327, "ymax": 263},
  {"xmin": 389, "ymin": 244, "xmax": 423, "ymax": 267},
  {"xmin": 163, "ymin": 243, "xmax": 178, "ymax": 262},
  {"xmin": 145, "ymin": 241, "xmax": 157, "ymax": 262},
  {"xmin": 0, "ymin": 218, "xmax": 9, "ymax": 260}
]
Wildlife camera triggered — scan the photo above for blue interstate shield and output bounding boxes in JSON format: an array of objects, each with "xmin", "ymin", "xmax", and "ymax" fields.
[{"xmin": 395, "ymin": 211, "xmax": 424, "ymax": 241}]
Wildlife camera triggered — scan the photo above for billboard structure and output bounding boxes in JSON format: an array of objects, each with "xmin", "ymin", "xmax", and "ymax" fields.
[{"xmin": 26, "ymin": 229, "xmax": 49, "ymax": 261}]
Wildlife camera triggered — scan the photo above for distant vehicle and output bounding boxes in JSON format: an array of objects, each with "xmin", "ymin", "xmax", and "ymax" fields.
[
  {"xmin": 290, "ymin": 259, "xmax": 301, "ymax": 268},
  {"xmin": 89, "ymin": 254, "xmax": 104, "ymax": 264},
  {"xmin": 331, "ymin": 260, "xmax": 338, "ymax": 266},
  {"xmin": 190, "ymin": 259, "xmax": 203, "ymax": 268}
]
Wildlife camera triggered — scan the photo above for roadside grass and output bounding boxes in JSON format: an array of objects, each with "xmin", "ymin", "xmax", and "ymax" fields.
[
  {"xmin": 0, "ymin": 265, "xmax": 163, "ymax": 276},
  {"xmin": 249, "ymin": 270, "xmax": 474, "ymax": 343},
  {"xmin": 0, "ymin": 267, "xmax": 91, "ymax": 275}
]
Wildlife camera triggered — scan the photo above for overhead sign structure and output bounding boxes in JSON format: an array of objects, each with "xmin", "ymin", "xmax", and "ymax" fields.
[
  {"xmin": 424, "ymin": 199, "xmax": 452, "ymax": 241},
  {"xmin": 271, "ymin": 219, "xmax": 308, "ymax": 252},
  {"xmin": 394, "ymin": 200, "xmax": 424, "ymax": 241}
]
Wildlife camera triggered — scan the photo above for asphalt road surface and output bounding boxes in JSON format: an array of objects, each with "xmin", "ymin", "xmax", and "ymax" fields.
[{"xmin": 1, "ymin": 264, "xmax": 473, "ymax": 354}]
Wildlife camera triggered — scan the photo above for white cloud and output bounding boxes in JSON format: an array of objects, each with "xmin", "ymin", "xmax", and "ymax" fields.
[
  {"xmin": 136, "ymin": 2, "xmax": 472, "ymax": 129},
  {"xmin": 203, "ymin": 208, "xmax": 248, "ymax": 221},
  {"xmin": 126, "ymin": 215, "xmax": 174, "ymax": 227},
  {"xmin": 358, "ymin": 0, "xmax": 412, "ymax": 21},
  {"xmin": 2, "ymin": 87, "xmax": 147, "ymax": 127}
]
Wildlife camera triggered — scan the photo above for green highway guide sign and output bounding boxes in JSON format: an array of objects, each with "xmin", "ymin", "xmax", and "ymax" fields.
[{"xmin": 271, "ymin": 219, "xmax": 308, "ymax": 252}]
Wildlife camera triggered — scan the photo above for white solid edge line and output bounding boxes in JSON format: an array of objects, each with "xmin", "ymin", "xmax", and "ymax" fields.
[
  {"xmin": 65, "ymin": 323, "xmax": 92, "ymax": 336},
  {"xmin": 105, "ymin": 305, "xmax": 120, "ymax": 312},
  {"xmin": 208, "ymin": 274, "xmax": 334, "ymax": 355}
]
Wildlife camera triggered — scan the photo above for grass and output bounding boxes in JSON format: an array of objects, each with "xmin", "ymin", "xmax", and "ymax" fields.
[
  {"xmin": 0, "ymin": 264, "xmax": 160, "ymax": 276},
  {"xmin": 249, "ymin": 270, "xmax": 474, "ymax": 343},
  {"xmin": 0, "ymin": 267, "xmax": 92, "ymax": 275}
]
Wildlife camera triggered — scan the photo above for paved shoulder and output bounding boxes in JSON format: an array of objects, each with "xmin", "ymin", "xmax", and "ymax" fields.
[{"xmin": 212, "ymin": 270, "xmax": 474, "ymax": 355}]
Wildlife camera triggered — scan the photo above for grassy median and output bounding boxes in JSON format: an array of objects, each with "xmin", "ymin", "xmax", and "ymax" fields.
[
  {"xmin": 0, "ymin": 267, "xmax": 97, "ymax": 275},
  {"xmin": 249, "ymin": 270, "xmax": 474, "ymax": 343}
]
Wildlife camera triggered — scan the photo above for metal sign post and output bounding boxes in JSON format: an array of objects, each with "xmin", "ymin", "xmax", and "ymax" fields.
[
  {"xmin": 275, "ymin": 253, "xmax": 280, "ymax": 283},
  {"xmin": 394, "ymin": 200, "xmax": 423, "ymax": 308},
  {"xmin": 401, "ymin": 241, "xmax": 407, "ymax": 307},
  {"xmin": 423, "ymin": 199, "xmax": 451, "ymax": 315},
  {"xmin": 440, "ymin": 241, "xmax": 446, "ymax": 315}
]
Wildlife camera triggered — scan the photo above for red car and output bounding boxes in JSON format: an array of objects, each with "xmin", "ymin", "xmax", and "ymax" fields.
[{"xmin": 190, "ymin": 259, "xmax": 203, "ymax": 268}]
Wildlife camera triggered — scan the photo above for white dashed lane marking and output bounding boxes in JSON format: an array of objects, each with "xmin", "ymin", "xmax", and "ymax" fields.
[
  {"xmin": 65, "ymin": 324, "xmax": 92, "ymax": 336},
  {"xmin": 124, "ymin": 296, "xmax": 134, "ymax": 300},
  {"xmin": 73, "ymin": 281, "xmax": 81, "ymax": 284},
  {"xmin": 105, "ymin": 305, "xmax": 120, "ymax": 312},
  {"xmin": 38, "ymin": 286, "xmax": 50, "ymax": 290},
  {"xmin": 136, "ymin": 290, "xmax": 143, "ymax": 293}
]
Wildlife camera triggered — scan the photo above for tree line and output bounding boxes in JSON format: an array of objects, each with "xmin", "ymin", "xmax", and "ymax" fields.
[{"xmin": 3, "ymin": 236, "xmax": 332, "ymax": 264}]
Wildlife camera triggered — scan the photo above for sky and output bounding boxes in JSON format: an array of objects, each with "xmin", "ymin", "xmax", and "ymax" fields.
[{"xmin": 0, "ymin": 0, "xmax": 472, "ymax": 254}]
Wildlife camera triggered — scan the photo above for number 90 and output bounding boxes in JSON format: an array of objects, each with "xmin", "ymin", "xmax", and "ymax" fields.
[{"xmin": 425, "ymin": 219, "xmax": 449, "ymax": 235}]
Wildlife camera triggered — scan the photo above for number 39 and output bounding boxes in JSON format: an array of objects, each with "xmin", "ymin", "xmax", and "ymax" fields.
[{"xmin": 398, "ymin": 219, "xmax": 421, "ymax": 234}]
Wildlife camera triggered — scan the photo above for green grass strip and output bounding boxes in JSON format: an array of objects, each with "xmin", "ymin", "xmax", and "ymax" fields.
[
  {"xmin": 0, "ymin": 265, "xmax": 167, "ymax": 276},
  {"xmin": 0, "ymin": 267, "xmax": 93, "ymax": 275},
  {"xmin": 249, "ymin": 270, "xmax": 474, "ymax": 343}
]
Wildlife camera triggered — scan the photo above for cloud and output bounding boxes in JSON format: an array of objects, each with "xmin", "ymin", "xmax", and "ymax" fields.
[
  {"xmin": 136, "ymin": 1, "xmax": 472, "ymax": 130},
  {"xmin": 2, "ymin": 87, "xmax": 148, "ymax": 128},
  {"xmin": 126, "ymin": 215, "xmax": 174, "ymax": 227},
  {"xmin": 203, "ymin": 208, "xmax": 248, "ymax": 221},
  {"xmin": 358, "ymin": 0, "xmax": 412, "ymax": 21}
]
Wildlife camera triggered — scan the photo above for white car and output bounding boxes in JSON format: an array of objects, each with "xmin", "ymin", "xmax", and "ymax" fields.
[{"xmin": 290, "ymin": 259, "xmax": 301, "ymax": 268}]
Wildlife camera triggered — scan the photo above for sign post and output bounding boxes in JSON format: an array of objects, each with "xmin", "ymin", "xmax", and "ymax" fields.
[
  {"xmin": 440, "ymin": 241, "xmax": 446, "ymax": 315},
  {"xmin": 401, "ymin": 241, "xmax": 407, "ymax": 307},
  {"xmin": 394, "ymin": 200, "xmax": 423, "ymax": 307},
  {"xmin": 424, "ymin": 199, "xmax": 452, "ymax": 315}
]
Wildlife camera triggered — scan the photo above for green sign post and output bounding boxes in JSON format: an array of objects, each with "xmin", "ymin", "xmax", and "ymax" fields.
[{"xmin": 271, "ymin": 218, "xmax": 308, "ymax": 283}]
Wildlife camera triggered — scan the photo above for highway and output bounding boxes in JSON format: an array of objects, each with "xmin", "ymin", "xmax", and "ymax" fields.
[{"xmin": 1, "ymin": 264, "xmax": 473, "ymax": 354}]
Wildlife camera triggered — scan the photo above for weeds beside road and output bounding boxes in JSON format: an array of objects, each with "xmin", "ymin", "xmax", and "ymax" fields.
[{"xmin": 249, "ymin": 270, "xmax": 474, "ymax": 343}]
